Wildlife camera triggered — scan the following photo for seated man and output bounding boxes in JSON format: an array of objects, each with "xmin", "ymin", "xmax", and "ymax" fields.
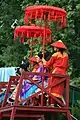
[
  {"xmin": 7, "ymin": 56, "xmax": 48, "ymax": 104},
  {"xmin": 22, "ymin": 56, "xmax": 48, "ymax": 106},
  {"xmin": 7, "ymin": 62, "xmax": 31, "ymax": 103}
]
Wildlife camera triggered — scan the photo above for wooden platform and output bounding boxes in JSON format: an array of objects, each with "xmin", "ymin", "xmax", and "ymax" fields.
[
  {"xmin": 0, "ymin": 105, "xmax": 71, "ymax": 120},
  {"xmin": 0, "ymin": 73, "xmax": 72, "ymax": 120}
]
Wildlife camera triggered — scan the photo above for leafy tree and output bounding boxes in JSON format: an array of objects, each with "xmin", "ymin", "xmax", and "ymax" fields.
[{"xmin": 0, "ymin": 0, "xmax": 80, "ymax": 79}]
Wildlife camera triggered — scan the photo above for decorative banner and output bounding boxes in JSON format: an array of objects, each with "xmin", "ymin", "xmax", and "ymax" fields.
[
  {"xmin": 14, "ymin": 25, "xmax": 51, "ymax": 44},
  {"xmin": 24, "ymin": 5, "xmax": 67, "ymax": 28}
]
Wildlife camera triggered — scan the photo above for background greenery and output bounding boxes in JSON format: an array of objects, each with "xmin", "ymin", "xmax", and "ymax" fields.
[
  {"xmin": 0, "ymin": 0, "xmax": 80, "ymax": 78},
  {"xmin": 0, "ymin": 0, "xmax": 80, "ymax": 119}
]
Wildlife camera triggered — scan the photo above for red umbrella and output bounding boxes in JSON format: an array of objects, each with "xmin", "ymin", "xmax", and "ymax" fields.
[
  {"xmin": 24, "ymin": 5, "xmax": 67, "ymax": 28},
  {"xmin": 14, "ymin": 25, "xmax": 51, "ymax": 44},
  {"xmin": 14, "ymin": 5, "xmax": 67, "ymax": 58}
]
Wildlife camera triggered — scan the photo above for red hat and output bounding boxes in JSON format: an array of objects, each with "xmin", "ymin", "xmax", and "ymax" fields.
[
  {"xmin": 51, "ymin": 40, "xmax": 67, "ymax": 49},
  {"xmin": 29, "ymin": 56, "xmax": 41, "ymax": 63}
]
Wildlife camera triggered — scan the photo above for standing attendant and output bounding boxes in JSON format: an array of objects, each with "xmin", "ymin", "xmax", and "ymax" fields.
[{"xmin": 42, "ymin": 40, "xmax": 69, "ymax": 106}]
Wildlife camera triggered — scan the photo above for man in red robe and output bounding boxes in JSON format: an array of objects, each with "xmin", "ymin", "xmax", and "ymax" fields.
[{"xmin": 42, "ymin": 40, "xmax": 69, "ymax": 106}]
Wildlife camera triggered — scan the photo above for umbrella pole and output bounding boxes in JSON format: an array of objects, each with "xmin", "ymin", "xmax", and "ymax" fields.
[
  {"xmin": 41, "ymin": 18, "xmax": 47, "ymax": 106},
  {"xmin": 30, "ymin": 37, "xmax": 33, "ymax": 71},
  {"xmin": 30, "ymin": 37, "xmax": 33, "ymax": 58},
  {"xmin": 42, "ymin": 20, "xmax": 46, "ymax": 59}
]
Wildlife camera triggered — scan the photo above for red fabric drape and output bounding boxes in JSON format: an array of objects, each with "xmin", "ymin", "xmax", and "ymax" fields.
[
  {"xmin": 24, "ymin": 6, "xmax": 67, "ymax": 28},
  {"xmin": 14, "ymin": 26, "xmax": 51, "ymax": 44}
]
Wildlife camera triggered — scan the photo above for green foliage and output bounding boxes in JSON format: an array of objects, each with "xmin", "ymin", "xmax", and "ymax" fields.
[
  {"xmin": 0, "ymin": 1, "xmax": 80, "ymax": 119},
  {"xmin": 71, "ymin": 104, "xmax": 80, "ymax": 120},
  {"xmin": 70, "ymin": 77, "xmax": 80, "ymax": 87},
  {"xmin": 0, "ymin": 0, "xmax": 80, "ymax": 82}
]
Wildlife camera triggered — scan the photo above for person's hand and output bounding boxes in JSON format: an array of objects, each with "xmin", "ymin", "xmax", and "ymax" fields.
[
  {"xmin": 42, "ymin": 58, "xmax": 45, "ymax": 62},
  {"xmin": 42, "ymin": 58, "xmax": 46, "ymax": 65}
]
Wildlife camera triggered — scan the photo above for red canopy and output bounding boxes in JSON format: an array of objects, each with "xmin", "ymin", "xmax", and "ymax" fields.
[
  {"xmin": 24, "ymin": 5, "xmax": 67, "ymax": 28},
  {"xmin": 14, "ymin": 25, "xmax": 51, "ymax": 44}
]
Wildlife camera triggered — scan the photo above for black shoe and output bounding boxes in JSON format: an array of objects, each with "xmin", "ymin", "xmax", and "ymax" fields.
[
  {"xmin": 9, "ymin": 98, "xmax": 14, "ymax": 102},
  {"xmin": 7, "ymin": 98, "xmax": 14, "ymax": 104},
  {"xmin": 7, "ymin": 98, "xmax": 14, "ymax": 106}
]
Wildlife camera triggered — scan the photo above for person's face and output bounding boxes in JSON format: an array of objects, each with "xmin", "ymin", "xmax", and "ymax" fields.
[
  {"xmin": 19, "ymin": 68, "xmax": 25, "ymax": 74},
  {"xmin": 38, "ymin": 61, "xmax": 42, "ymax": 65},
  {"xmin": 54, "ymin": 47, "xmax": 59, "ymax": 52}
]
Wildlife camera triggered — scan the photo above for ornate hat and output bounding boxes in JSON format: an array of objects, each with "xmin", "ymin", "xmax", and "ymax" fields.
[
  {"xmin": 29, "ymin": 56, "xmax": 41, "ymax": 63},
  {"xmin": 51, "ymin": 40, "xmax": 67, "ymax": 49}
]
